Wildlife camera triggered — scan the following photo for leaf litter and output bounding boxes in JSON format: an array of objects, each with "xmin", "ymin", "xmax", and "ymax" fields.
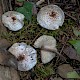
[
  {"xmin": 0, "ymin": 0, "xmax": 80, "ymax": 80},
  {"xmin": 63, "ymin": 46, "xmax": 80, "ymax": 62}
]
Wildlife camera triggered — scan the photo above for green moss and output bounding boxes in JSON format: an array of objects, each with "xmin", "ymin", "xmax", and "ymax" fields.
[
  {"xmin": 0, "ymin": 16, "xmax": 60, "ymax": 44},
  {"xmin": 35, "ymin": 64, "xmax": 55, "ymax": 78}
]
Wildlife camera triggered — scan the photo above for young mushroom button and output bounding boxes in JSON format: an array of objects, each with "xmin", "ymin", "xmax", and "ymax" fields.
[
  {"xmin": 37, "ymin": 5, "xmax": 65, "ymax": 30},
  {"xmin": 34, "ymin": 35, "xmax": 57, "ymax": 64},
  {"xmin": 8, "ymin": 42, "xmax": 37, "ymax": 71},
  {"xmin": 2, "ymin": 11, "xmax": 24, "ymax": 31}
]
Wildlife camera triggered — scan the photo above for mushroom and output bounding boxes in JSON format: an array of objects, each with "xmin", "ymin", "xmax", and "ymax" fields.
[
  {"xmin": 8, "ymin": 42, "xmax": 37, "ymax": 71},
  {"xmin": 2, "ymin": 11, "xmax": 24, "ymax": 31},
  {"xmin": 34, "ymin": 35, "xmax": 57, "ymax": 64},
  {"xmin": 37, "ymin": 5, "xmax": 65, "ymax": 30}
]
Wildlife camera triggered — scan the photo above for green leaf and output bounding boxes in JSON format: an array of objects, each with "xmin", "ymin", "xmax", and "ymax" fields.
[
  {"xmin": 17, "ymin": 0, "xmax": 25, "ymax": 2},
  {"xmin": 67, "ymin": 71, "xmax": 80, "ymax": 78},
  {"xmin": 16, "ymin": 2, "xmax": 33, "ymax": 21},
  {"xmin": 23, "ymin": 2, "xmax": 33, "ymax": 11},
  {"xmin": 72, "ymin": 27, "xmax": 80, "ymax": 37},
  {"xmin": 69, "ymin": 40, "xmax": 80, "ymax": 55}
]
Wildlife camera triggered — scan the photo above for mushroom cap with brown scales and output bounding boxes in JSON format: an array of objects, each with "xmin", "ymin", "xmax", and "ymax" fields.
[
  {"xmin": 8, "ymin": 42, "xmax": 37, "ymax": 71},
  {"xmin": 37, "ymin": 5, "xmax": 65, "ymax": 30},
  {"xmin": 2, "ymin": 11, "xmax": 24, "ymax": 31}
]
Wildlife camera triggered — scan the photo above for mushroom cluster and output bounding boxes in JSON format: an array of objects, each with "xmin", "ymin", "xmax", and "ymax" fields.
[
  {"xmin": 8, "ymin": 42, "xmax": 37, "ymax": 71},
  {"xmin": 8, "ymin": 35, "xmax": 58, "ymax": 71},
  {"xmin": 2, "ymin": 11, "xmax": 24, "ymax": 31},
  {"xmin": 1, "ymin": 3, "xmax": 64, "ymax": 71},
  {"xmin": 37, "ymin": 5, "xmax": 64, "ymax": 30}
]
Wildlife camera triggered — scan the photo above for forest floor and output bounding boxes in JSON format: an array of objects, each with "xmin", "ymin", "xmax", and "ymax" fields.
[{"xmin": 0, "ymin": 0, "xmax": 80, "ymax": 80}]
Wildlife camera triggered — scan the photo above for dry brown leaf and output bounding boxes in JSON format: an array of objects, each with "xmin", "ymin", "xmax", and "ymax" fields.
[
  {"xmin": 0, "ymin": 39, "xmax": 11, "ymax": 48},
  {"xmin": 0, "ymin": 39, "xmax": 18, "ymax": 69},
  {"xmin": 57, "ymin": 64, "xmax": 74, "ymax": 78},
  {"xmin": 0, "ymin": 2, "xmax": 7, "ymax": 34},
  {"xmin": 63, "ymin": 46, "xmax": 80, "ymax": 62},
  {"xmin": 0, "ymin": 65, "xmax": 20, "ymax": 80}
]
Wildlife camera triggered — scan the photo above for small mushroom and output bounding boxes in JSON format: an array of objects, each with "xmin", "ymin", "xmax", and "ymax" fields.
[
  {"xmin": 2, "ymin": 11, "xmax": 24, "ymax": 31},
  {"xmin": 8, "ymin": 42, "xmax": 37, "ymax": 71},
  {"xmin": 34, "ymin": 35, "xmax": 57, "ymax": 64},
  {"xmin": 37, "ymin": 5, "xmax": 65, "ymax": 30}
]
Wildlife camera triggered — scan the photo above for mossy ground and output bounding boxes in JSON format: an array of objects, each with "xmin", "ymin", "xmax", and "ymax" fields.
[{"xmin": 0, "ymin": 14, "xmax": 78, "ymax": 79}]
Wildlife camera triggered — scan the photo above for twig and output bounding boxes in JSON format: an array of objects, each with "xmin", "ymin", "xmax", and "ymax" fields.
[
  {"xmin": 59, "ymin": 44, "xmax": 65, "ymax": 54},
  {"xmin": 64, "ymin": 12, "xmax": 77, "ymax": 21},
  {"xmin": 41, "ymin": 46, "xmax": 67, "ymax": 62},
  {"xmin": 47, "ymin": 0, "xmax": 50, "ymax": 4},
  {"xmin": 36, "ymin": 0, "xmax": 45, "ymax": 6},
  {"xmin": 1, "ymin": 0, "xmax": 9, "ymax": 12},
  {"xmin": 75, "ymin": 0, "xmax": 80, "ymax": 26},
  {"xmin": 31, "ymin": 29, "xmax": 44, "ymax": 45},
  {"xmin": 76, "ymin": 0, "xmax": 80, "ymax": 8},
  {"xmin": 9, "ymin": 0, "xmax": 12, "ymax": 10},
  {"xmin": 1, "ymin": 0, "xmax": 5, "ymax": 13}
]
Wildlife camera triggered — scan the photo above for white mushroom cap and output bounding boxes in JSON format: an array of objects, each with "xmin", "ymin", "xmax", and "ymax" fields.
[
  {"xmin": 2, "ymin": 11, "xmax": 24, "ymax": 31},
  {"xmin": 8, "ymin": 42, "xmax": 37, "ymax": 71},
  {"xmin": 37, "ymin": 5, "xmax": 64, "ymax": 30},
  {"xmin": 34, "ymin": 35, "xmax": 57, "ymax": 64}
]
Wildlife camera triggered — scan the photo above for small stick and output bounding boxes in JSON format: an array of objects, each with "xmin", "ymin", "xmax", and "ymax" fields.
[
  {"xmin": 31, "ymin": 29, "xmax": 44, "ymax": 45},
  {"xmin": 9, "ymin": 0, "xmax": 12, "ymax": 11},
  {"xmin": 41, "ymin": 47, "xmax": 61, "ymax": 56},
  {"xmin": 41, "ymin": 47, "xmax": 67, "ymax": 62},
  {"xmin": 36, "ymin": 0, "xmax": 45, "ymax": 6},
  {"xmin": 47, "ymin": 0, "xmax": 50, "ymax": 4},
  {"xmin": 64, "ymin": 12, "xmax": 77, "ymax": 21},
  {"xmin": 1, "ymin": 0, "xmax": 5, "ymax": 13}
]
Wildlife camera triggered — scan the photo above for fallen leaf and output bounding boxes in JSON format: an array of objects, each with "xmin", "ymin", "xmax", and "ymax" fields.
[
  {"xmin": 57, "ymin": 64, "xmax": 80, "ymax": 78},
  {"xmin": 0, "ymin": 3, "xmax": 7, "ymax": 34},
  {"xmin": 0, "ymin": 39, "xmax": 11, "ymax": 49},
  {"xmin": 67, "ymin": 71, "xmax": 80, "ymax": 78},
  {"xmin": 63, "ymin": 46, "xmax": 80, "ymax": 62},
  {"xmin": 72, "ymin": 27, "xmax": 80, "ymax": 37},
  {"xmin": 69, "ymin": 40, "xmax": 80, "ymax": 55},
  {"xmin": 0, "ymin": 39, "xmax": 18, "ymax": 69},
  {"xmin": 16, "ymin": 1, "xmax": 33, "ymax": 21},
  {"xmin": 0, "ymin": 65, "xmax": 20, "ymax": 80}
]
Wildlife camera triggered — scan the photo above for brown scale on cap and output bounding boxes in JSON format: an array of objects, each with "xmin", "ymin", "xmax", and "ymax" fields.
[
  {"xmin": 49, "ymin": 11, "xmax": 57, "ymax": 18},
  {"xmin": 12, "ymin": 17, "xmax": 16, "ymax": 21},
  {"xmin": 17, "ymin": 54, "xmax": 25, "ymax": 61}
]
